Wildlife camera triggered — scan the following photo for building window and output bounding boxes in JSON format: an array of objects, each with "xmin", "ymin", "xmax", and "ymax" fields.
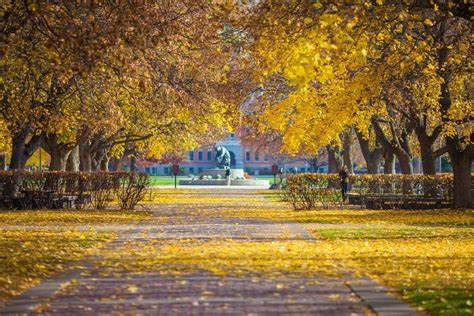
[
  {"xmin": 230, "ymin": 133, "xmax": 235, "ymax": 140},
  {"xmin": 207, "ymin": 150, "xmax": 212, "ymax": 161},
  {"xmin": 189, "ymin": 151, "xmax": 194, "ymax": 161},
  {"xmin": 246, "ymin": 150, "xmax": 251, "ymax": 161},
  {"xmin": 145, "ymin": 167, "xmax": 151, "ymax": 174},
  {"xmin": 198, "ymin": 167, "xmax": 203, "ymax": 173},
  {"xmin": 264, "ymin": 154, "xmax": 269, "ymax": 161},
  {"xmin": 198, "ymin": 151, "xmax": 203, "ymax": 161},
  {"xmin": 189, "ymin": 167, "xmax": 194, "ymax": 174},
  {"xmin": 255, "ymin": 151, "xmax": 259, "ymax": 161},
  {"xmin": 163, "ymin": 167, "xmax": 169, "ymax": 175}
]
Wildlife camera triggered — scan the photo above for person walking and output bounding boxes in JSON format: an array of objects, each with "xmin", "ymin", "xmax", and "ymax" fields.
[{"xmin": 339, "ymin": 165, "xmax": 349, "ymax": 202}]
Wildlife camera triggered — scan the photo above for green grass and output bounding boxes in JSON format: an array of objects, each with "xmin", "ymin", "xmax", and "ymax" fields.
[
  {"xmin": 402, "ymin": 287, "xmax": 473, "ymax": 316},
  {"xmin": 149, "ymin": 175, "xmax": 279, "ymax": 186},
  {"xmin": 149, "ymin": 176, "xmax": 188, "ymax": 186},
  {"xmin": 306, "ymin": 224, "xmax": 474, "ymax": 315},
  {"xmin": 315, "ymin": 227, "xmax": 473, "ymax": 239}
]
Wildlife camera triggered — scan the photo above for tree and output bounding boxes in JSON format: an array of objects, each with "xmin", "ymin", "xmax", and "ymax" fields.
[
  {"xmin": 248, "ymin": 0, "xmax": 472, "ymax": 207},
  {"xmin": 1, "ymin": 1, "xmax": 248, "ymax": 174}
]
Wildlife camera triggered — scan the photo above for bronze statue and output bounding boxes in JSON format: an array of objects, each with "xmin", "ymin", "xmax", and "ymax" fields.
[{"xmin": 215, "ymin": 146, "xmax": 231, "ymax": 169}]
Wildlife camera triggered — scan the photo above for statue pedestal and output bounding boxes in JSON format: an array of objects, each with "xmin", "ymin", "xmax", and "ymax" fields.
[
  {"xmin": 203, "ymin": 169, "xmax": 244, "ymax": 179},
  {"xmin": 180, "ymin": 168, "xmax": 269, "ymax": 186},
  {"xmin": 204, "ymin": 169, "xmax": 226, "ymax": 179},
  {"xmin": 230, "ymin": 169, "xmax": 244, "ymax": 179}
]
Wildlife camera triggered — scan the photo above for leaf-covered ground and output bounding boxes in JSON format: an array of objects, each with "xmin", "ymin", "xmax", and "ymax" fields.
[
  {"xmin": 138, "ymin": 189, "xmax": 473, "ymax": 315},
  {"xmin": 0, "ymin": 210, "xmax": 151, "ymax": 305},
  {"xmin": 1, "ymin": 190, "xmax": 473, "ymax": 315}
]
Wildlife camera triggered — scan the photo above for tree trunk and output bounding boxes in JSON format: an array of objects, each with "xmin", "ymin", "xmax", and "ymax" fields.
[
  {"xmin": 327, "ymin": 145, "xmax": 342, "ymax": 173},
  {"xmin": 0, "ymin": 153, "xmax": 6, "ymax": 170},
  {"xmin": 7, "ymin": 130, "xmax": 42, "ymax": 196},
  {"xmin": 100, "ymin": 156, "xmax": 109, "ymax": 171},
  {"xmin": 43, "ymin": 133, "xmax": 75, "ymax": 171},
  {"xmin": 110, "ymin": 157, "xmax": 123, "ymax": 171},
  {"xmin": 130, "ymin": 156, "xmax": 137, "ymax": 172},
  {"xmin": 79, "ymin": 144, "xmax": 92, "ymax": 172},
  {"xmin": 415, "ymin": 126, "xmax": 438, "ymax": 175},
  {"xmin": 383, "ymin": 149, "xmax": 395, "ymax": 174},
  {"xmin": 10, "ymin": 135, "xmax": 28, "ymax": 170},
  {"xmin": 420, "ymin": 147, "xmax": 436, "ymax": 174},
  {"xmin": 49, "ymin": 151, "xmax": 70, "ymax": 171},
  {"xmin": 397, "ymin": 155, "xmax": 413, "ymax": 175},
  {"xmin": 437, "ymin": 37, "xmax": 473, "ymax": 208},
  {"xmin": 449, "ymin": 150, "xmax": 472, "ymax": 208},
  {"xmin": 91, "ymin": 146, "xmax": 108, "ymax": 171},
  {"xmin": 356, "ymin": 131, "xmax": 382, "ymax": 174},
  {"xmin": 67, "ymin": 146, "xmax": 80, "ymax": 172},
  {"xmin": 9, "ymin": 130, "xmax": 42, "ymax": 170}
]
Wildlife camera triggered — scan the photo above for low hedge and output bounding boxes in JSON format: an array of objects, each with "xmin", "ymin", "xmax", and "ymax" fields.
[
  {"xmin": 0, "ymin": 171, "xmax": 149, "ymax": 210},
  {"xmin": 284, "ymin": 173, "xmax": 454, "ymax": 210}
]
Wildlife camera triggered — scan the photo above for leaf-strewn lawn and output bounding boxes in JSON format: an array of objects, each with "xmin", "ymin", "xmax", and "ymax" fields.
[
  {"xmin": 139, "ymin": 189, "xmax": 474, "ymax": 315},
  {"xmin": 0, "ymin": 210, "xmax": 151, "ymax": 306}
]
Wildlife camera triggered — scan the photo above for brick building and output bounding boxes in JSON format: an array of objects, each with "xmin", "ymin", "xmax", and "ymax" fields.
[{"xmin": 138, "ymin": 132, "xmax": 317, "ymax": 176}]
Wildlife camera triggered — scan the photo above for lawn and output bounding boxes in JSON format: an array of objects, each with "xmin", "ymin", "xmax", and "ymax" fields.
[
  {"xmin": 148, "ymin": 175, "xmax": 279, "ymax": 186},
  {"xmin": 2, "ymin": 190, "xmax": 472, "ymax": 315},
  {"xmin": 0, "ymin": 210, "xmax": 151, "ymax": 306},
  {"xmin": 136, "ymin": 189, "xmax": 474, "ymax": 315}
]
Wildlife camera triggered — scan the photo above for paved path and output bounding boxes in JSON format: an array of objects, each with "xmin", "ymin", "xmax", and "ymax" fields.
[{"xmin": 2, "ymin": 190, "xmax": 419, "ymax": 315}]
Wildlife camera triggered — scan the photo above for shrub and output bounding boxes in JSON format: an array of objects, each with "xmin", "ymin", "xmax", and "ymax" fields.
[
  {"xmin": 284, "ymin": 174, "xmax": 341, "ymax": 209},
  {"xmin": 116, "ymin": 173, "xmax": 149, "ymax": 210},
  {"xmin": 285, "ymin": 173, "xmax": 455, "ymax": 210},
  {"xmin": 88, "ymin": 172, "xmax": 124, "ymax": 209},
  {"xmin": 0, "ymin": 171, "xmax": 144, "ymax": 210}
]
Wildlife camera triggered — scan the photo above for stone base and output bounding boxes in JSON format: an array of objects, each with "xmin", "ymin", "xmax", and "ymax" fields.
[
  {"xmin": 230, "ymin": 169, "xmax": 244, "ymax": 179},
  {"xmin": 203, "ymin": 169, "xmax": 226, "ymax": 179},
  {"xmin": 202, "ymin": 168, "xmax": 245, "ymax": 179}
]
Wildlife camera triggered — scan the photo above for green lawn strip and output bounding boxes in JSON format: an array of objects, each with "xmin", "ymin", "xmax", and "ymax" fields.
[
  {"xmin": 149, "ymin": 176, "xmax": 187, "ymax": 186},
  {"xmin": 292, "ymin": 209, "xmax": 474, "ymax": 227},
  {"xmin": 149, "ymin": 175, "xmax": 277, "ymax": 186},
  {"xmin": 401, "ymin": 287, "xmax": 473, "ymax": 316},
  {"xmin": 310, "ymin": 226, "xmax": 474, "ymax": 315},
  {"xmin": 314, "ymin": 227, "xmax": 474, "ymax": 239}
]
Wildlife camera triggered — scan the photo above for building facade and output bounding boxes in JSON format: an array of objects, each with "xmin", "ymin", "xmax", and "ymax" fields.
[{"xmin": 138, "ymin": 133, "xmax": 315, "ymax": 176}]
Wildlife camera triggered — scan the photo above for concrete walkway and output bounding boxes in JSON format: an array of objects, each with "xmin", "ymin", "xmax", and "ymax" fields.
[{"xmin": 1, "ymin": 190, "xmax": 419, "ymax": 315}]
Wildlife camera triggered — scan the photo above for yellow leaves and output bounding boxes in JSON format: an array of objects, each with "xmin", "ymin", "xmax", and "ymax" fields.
[
  {"xmin": 0, "ymin": 229, "xmax": 113, "ymax": 302},
  {"xmin": 313, "ymin": 2, "xmax": 323, "ymax": 9},
  {"xmin": 424, "ymin": 18, "xmax": 434, "ymax": 26},
  {"xmin": 303, "ymin": 17, "xmax": 313, "ymax": 25},
  {"xmin": 126, "ymin": 285, "xmax": 139, "ymax": 293},
  {"xmin": 328, "ymin": 294, "xmax": 341, "ymax": 300}
]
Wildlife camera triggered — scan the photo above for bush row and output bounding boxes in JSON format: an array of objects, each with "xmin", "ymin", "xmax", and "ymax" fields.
[
  {"xmin": 0, "ymin": 171, "xmax": 149, "ymax": 210},
  {"xmin": 283, "ymin": 173, "xmax": 454, "ymax": 210}
]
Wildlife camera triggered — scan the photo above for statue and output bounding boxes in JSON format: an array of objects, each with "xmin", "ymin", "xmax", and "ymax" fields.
[{"xmin": 215, "ymin": 146, "xmax": 231, "ymax": 169}]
